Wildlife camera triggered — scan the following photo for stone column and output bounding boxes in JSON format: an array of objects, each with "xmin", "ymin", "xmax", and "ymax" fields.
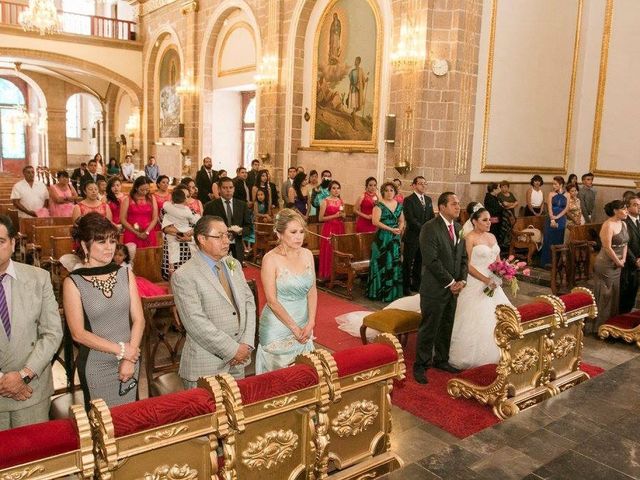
[
  {"xmin": 181, "ymin": 0, "xmax": 199, "ymax": 176},
  {"xmin": 46, "ymin": 107, "xmax": 67, "ymax": 170}
]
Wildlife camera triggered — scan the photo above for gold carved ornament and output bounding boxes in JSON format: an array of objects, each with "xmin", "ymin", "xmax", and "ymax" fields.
[
  {"xmin": 141, "ymin": 464, "xmax": 198, "ymax": 480},
  {"xmin": 0, "ymin": 466, "xmax": 45, "ymax": 480},
  {"xmin": 353, "ymin": 369, "xmax": 380, "ymax": 382},
  {"xmin": 241, "ymin": 430, "xmax": 299, "ymax": 470},
  {"xmin": 144, "ymin": 425, "xmax": 189, "ymax": 442},
  {"xmin": 263, "ymin": 395, "xmax": 297, "ymax": 409},
  {"xmin": 331, "ymin": 400, "xmax": 379, "ymax": 438},
  {"xmin": 511, "ymin": 347, "xmax": 539, "ymax": 374},
  {"xmin": 554, "ymin": 335, "xmax": 577, "ymax": 359}
]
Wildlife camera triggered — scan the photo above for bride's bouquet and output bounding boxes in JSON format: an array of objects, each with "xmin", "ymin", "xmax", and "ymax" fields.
[{"xmin": 484, "ymin": 255, "xmax": 531, "ymax": 297}]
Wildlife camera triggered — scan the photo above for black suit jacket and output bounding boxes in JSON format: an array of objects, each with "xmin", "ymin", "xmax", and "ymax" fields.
[
  {"xmin": 233, "ymin": 177, "xmax": 249, "ymax": 202},
  {"xmin": 203, "ymin": 198, "xmax": 252, "ymax": 236},
  {"xmin": 247, "ymin": 170, "xmax": 259, "ymax": 191},
  {"xmin": 403, "ymin": 193, "xmax": 434, "ymax": 243},
  {"xmin": 195, "ymin": 167, "xmax": 217, "ymax": 205},
  {"xmin": 269, "ymin": 182, "xmax": 279, "ymax": 208},
  {"xmin": 79, "ymin": 172, "xmax": 105, "ymax": 195},
  {"xmin": 419, "ymin": 216, "xmax": 468, "ymax": 300},
  {"xmin": 625, "ymin": 217, "xmax": 640, "ymax": 268}
]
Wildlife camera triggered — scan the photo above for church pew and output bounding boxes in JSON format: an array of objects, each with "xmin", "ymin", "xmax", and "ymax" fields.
[
  {"xmin": 131, "ymin": 245, "xmax": 165, "ymax": 284},
  {"xmin": 0, "ymin": 405, "xmax": 94, "ymax": 479},
  {"xmin": 28, "ymin": 224, "xmax": 73, "ymax": 267},
  {"xmin": 18, "ymin": 217, "xmax": 73, "ymax": 264},
  {"xmin": 508, "ymin": 215, "xmax": 546, "ymax": 265},
  {"xmin": 214, "ymin": 354, "xmax": 327, "ymax": 480},
  {"xmin": 90, "ymin": 379, "xmax": 228, "ymax": 480},
  {"xmin": 253, "ymin": 221, "xmax": 277, "ymax": 264},
  {"xmin": 312, "ymin": 334, "xmax": 405, "ymax": 478},
  {"xmin": 329, "ymin": 232, "xmax": 375, "ymax": 298}
]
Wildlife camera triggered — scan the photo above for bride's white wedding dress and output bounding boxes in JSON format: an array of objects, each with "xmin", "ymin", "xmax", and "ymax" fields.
[{"xmin": 449, "ymin": 243, "xmax": 513, "ymax": 370}]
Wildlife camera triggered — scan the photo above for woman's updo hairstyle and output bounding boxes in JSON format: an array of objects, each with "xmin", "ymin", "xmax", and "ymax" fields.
[
  {"xmin": 487, "ymin": 182, "xmax": 498, "ymax": 193},
  {"xmin": 604, "ymin": 199, "xmax": 625, "ymax": 217},
  {"xmin": 71, "ymin": 212, "xmax": 119, "ymax": 261},
  {"xmin": 467, "ymin": 202, "xmax": 488, "ymax": 224},
  {"xmin": 273, "ymin": 208, "xmax": 307, "ymax": 236}
]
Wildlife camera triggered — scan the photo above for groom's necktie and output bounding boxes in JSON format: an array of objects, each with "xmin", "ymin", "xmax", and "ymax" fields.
[{"xmin": 448, "ymin": 223, "xmax": 455, "ymax": 243}]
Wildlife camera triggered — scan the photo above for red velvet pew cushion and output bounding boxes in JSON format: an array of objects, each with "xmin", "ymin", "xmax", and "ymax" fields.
[
  {"xmin": 333, "ymin": 343, "xmax": 398, "ymax": 378},
  {"xmin": 237, "ymin": 364, "xmax": 318, "ymax": 405},
  {"xmin": 111, "ymin": 388, "xmax": 216, "ymax": 438},
  {"xmin": 0, "ymin": 419, "xmax": 78, "ymax": 469},
  {"xmin": 559, "ymin": 292, "xmax": 593, "ymax": 312},
  {"xmin": 453, "ymin": 364, "xmax": 498, "ymax": 387},
  {"xmin": 517, "ymin": 302, "xmax": 554, "ymax": 323},
  {"xmin": 606, "ymin": 313, "xmax": 640, "ymax": 330}
]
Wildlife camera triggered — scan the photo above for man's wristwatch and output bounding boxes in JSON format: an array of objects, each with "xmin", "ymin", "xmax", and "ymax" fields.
[{"xmin": 19, "ymin": 369, "xmax": 32, "ymax": 384}]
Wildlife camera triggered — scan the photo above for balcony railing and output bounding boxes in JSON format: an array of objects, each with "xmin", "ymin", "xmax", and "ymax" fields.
[{"xmin": 0, "ymin": 0, "xmax": 136, "ymax": 41}]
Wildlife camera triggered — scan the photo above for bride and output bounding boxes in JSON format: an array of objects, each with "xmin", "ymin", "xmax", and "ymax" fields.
[{"xmin": 449, "ymin": 204, "xmax": 513, "ymax": 370}]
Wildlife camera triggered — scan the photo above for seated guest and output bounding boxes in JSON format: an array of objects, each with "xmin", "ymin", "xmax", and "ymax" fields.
[
  {"xmin": 107, "ymin": 157, "xmax": 121, "ymax": 176},
  {"xmin": 79, "ymin": 159, "xmax": 106, "ymax": 195},
  {"xmin": 144, "ymin": 156, "xmax": 159, "ymax": 182},
  {"xmin": 621, "ymin": 195, "xmax": 640, "ymax": 314},
  {"xmin": 318, "ymin": 181, "xmax": 345, "ymax": 281},
  {"xmin": 355, "ymin": 177, "xmax": 378, "ymax": 233},
  {"xmin": 483, "ymin": 182, "xmax": 504, "ymax": 246},
  {"xmin": 253, "ymin": 188, "xmax": 272, "ymax": 222},
  {"xmin": 287, "ymin": 172, "xmax": 309, "ymax": 217},
  {"xmin": 97, "ymin": 178, "xmax": 108, "ymax": 203},
  {"xmin": 71, "ymin": 162, "xmax": 88, "ymax": 191},
  {"xmin": 587, "ymin": 201, "xmax": 628, "ymax": 334},
  {"xmin": 525, "ymin": 175, "xmax": 545, "ymax": 216},
  {"xmin": 367, "ymin": 182, "xmax": 405, "ymax": 302},
  {"xmin": 72, "ymin": 181, "xmax": 112, "ymax": 222},
  {"xmin": 564, "ymin": 183, "xmax": 585, "ymax": 242},
  {"xmin": 203, "ymin": 177, "xmax": 252, "ymax": 263},
  {"xmin": 171, "ymin": 216, "xmax": 256, "ymax": 386},
  {"xmin": 106, "ymin": 177, "xmax": 124, "ymax": 228},
  {"xmin": 63, "ymin": 213, "xmax": 144, "ymax": 409},
  {"xmin": 257, "ymin": 209, "xmax": 316, "ymax": 373},
  {"xmin": 10, "ymin": 165, "xmax": 49, "ymax": 218},
  {"xmin": 48, "ymin": 171, "xmax": 78, "ymax": 217},
  {"xmin": 539, "ymin": 176, "xmax": 569, "ymax": 266},
  {"xmin": 210, "ymin": 169, "xmax": 227, "ymax": 201},
  {"xmin": 0, "ymin": 216, "xmax": 62, "ymax": 430},
  {"xmin": 120, "ymin": 177, "xmax": 159, "ymax": 248},
  {"xmin": 121, "ymin": 155, "xmax": 135, "ymax": 182}
]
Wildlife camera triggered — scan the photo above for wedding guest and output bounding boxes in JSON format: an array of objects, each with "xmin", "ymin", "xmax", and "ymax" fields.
[
  {"xmin": 567, "ymin": 174, "xmax": 578, "ymax": 186},
  {"xmin": 564, "ymin": 183, "xmax": 584, "ymax": 242},
  {"xmin": 160, "ymin": 185, "xmax": 196, "ymax": 280},
  {"xmin": 307, "ymin": 170, "xmax": 320, "ymax": 219},
  {"xmin": 311, "ymin": 177, "xmax": 332, "ymax": 215},
  {"xmin": 288, "ymin": 172, "xmax": 309, "ymax": 217},
  {"xmin": 393, "ymin": 178, "xmax": 404, "ymax": 204},
  {"xmin": 483, "ymin": 183, "xmax": 504, "ymax": 245},
  {"xmin": 257, "ymin": 209, "xmax": 316, "ymax": 373},
  {"xmin": 144, "ymin": 156, "xmax": 159, "ymax": 183},
  {"xmin": 153, "ymin": 175, "xmax": 171, "ymax": 216},
  {"xmin": 80, "ymin": 160, "xmax": 106, "ymax": 195},
  {"xmin": 318, "ymin": 181, "xmax": 345, "ymax": 281},
  {"xmin": 540, "ymin": 176, "xmax": 569, "ymax": 267},
  {"xmin": 233, "ymin": 167, "xmax": 251, "ymax": 206},
  {"xmin": 367, "ymin": 182, "xmax": 404, "ymax": 302},
  {"xmin": 94, "ymin": 154, "xmax": 105, "ymax": 175},
  {"xmin": 106, "ymin": 177, "xmax": 125, "ymax": 228},
  {"xmin": 11, "ymin": 166, "xmax": 49, "ymax": 218},
  {"xmin": 621, "ymin": 195, "xmax": 640, "ymax": 313},
  {"xmin": 211, "ymin": 170, "xmax": 227, "ymax": 201},
  {"xmin": 162, "ymin": 188, "xmax": 200, "ymax": 273},
  {"xmin": 120, "ymin": 176, "xmax": 159, "ymax": 248},
  {"xmin": 251, "ymin": 170, "xmax": 272, "ymax": 210},
  {"xmin": 578, "ymin": 172, "xmax": 596, "ymax": 223},
  {"xmin": 253, "ymin": 189, "xmax": 272, "ymax": 222},
  {"xmin": 71, "ymin": 162, "xmax": 88, "ymax": 191},
  {"xmin": 97, "ymin": 179, "xmax": 108, "ymax": 202},
  {"xmin": 247, "ymin": 159, "xmax": 261, "ymax": 191},
  {"xmin": 195, "ymin": 157, "xmax": 217, "ymax": 205},
  {"xmin": 587, "ymin": 200, "xmax": 628, "ymax": 334},
  {"xmin": 121, "ymin": 155, "xmax": 135, "ymax": 182},
  {"xmin": 72, "ymin": 181, "xmax": 112, "ymax": 222},
  {"xmin": 48, "ymin": 171, "xmax": 78, "ymax": 217},
  {"xmin": 281, "ymin": 167, "xmax": 297, "ymax": 206},
  {"xmin": 498, "ymin": 180, "xmax": 518, "ymax": 249},
  {"xmin": 355, "ymin": 177, "xmax": 378, "ymax": 233},
  {"xmin": 107, "ymin": 158, "xmax": 121, "ymax": 176},
  {"xmin": 525, "ymin": 175, "xmax": 545, "ymax": 216},
  {"xmin": 63, "ymin": 213, "xmax": 144, "ymax": 408}
]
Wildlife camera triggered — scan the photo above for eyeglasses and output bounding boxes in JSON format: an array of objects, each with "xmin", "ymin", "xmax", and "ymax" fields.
[
  {"xmin": 202, "ymin": 232, "xmax": 235, "ymax": 241},
  {"xmin": 119, "ymin": 377, "xmax": 138, "ymax": 396}
]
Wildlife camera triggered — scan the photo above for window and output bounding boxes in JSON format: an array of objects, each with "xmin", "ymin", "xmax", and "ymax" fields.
[
  {"xmin": 0, "ymin": 78, "xmax": 26, "ymax": 161},
  {"xmin": 66, "ymin": 94, "xmax": 82, "ymax": 139},
  {"xmin": 242, "ymin": 92, "xmax": 256, "ymax": 168}
]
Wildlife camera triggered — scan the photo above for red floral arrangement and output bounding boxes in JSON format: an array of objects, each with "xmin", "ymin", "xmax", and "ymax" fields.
[{"xmin": 484, "ymin": 255, "xmax": 531, "ymax": 297}]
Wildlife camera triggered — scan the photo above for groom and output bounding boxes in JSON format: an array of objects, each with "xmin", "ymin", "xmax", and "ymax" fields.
[{"xmin": 414, "ymin": 192, "xmax": 468, "ymax": 384}]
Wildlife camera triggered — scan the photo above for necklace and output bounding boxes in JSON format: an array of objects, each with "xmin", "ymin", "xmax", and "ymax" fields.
[{"xmin": 90, "ymin": 270, "xmax": 118, "ymax": 298}]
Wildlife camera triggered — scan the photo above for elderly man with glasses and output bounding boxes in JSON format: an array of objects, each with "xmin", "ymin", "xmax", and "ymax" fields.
[{"xmin": 171, "ymin": 215, "xmax": 256, "ymax": 387}]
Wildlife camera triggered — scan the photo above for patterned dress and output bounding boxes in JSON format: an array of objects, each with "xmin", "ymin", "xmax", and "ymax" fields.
[
  {"xmin": 161, "ymin": 200, "xmax": 202, "ymax": 279},
  {"xmin": 70, "ymin": 265, "xmax": 138, "ymax": 409},
  {"xmin": 367, "ymin": 202, "xmax": 403, "ymax": 302}
]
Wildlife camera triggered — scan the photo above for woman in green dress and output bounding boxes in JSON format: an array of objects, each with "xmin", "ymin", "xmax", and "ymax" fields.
[{"xmin": 367, "ymin": 181, "xmax": 405, "ymax": 302}]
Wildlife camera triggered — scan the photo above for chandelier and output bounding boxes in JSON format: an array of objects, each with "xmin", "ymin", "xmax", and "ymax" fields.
[
  {"xmin": 176, "ymin": 71, "xmax": 197, "ymax": 96},
  {"xmin": 255, "ymin": 53, "xmax": 278, "ymax": 88},
  {"xmin": 19, "ymin": 0, "xmax": 62, "ymax": 36},
  {"xmin": 390, "ymin": 17, "xmax": 426, "ymax": 71}
]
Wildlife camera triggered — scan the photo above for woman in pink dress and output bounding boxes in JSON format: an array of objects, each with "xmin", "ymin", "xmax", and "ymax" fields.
[
  {"xmin": 72, "ymin": 181, "xmax": 112, "ymax": 222},
  {"xmin": 120, "ymin": 176, "xmax": 159, "ymax": 248},
  {"xmin": 106, "ymin": 177, "xmax": 125, "ymax": 227},
  {"xmin": 354, "ymin": 177, "xmax": 378, "ymax": 233},
  {"xmin": 318, "ymin": 181, "xmax": 346, "ymax": 280},
  {"xmin": 49, "ymin": 171, "xmax": 78, "ymax": 217},
  {"xmin": 153, "ymin": 175, "xmax": 171, "ymax": 218}
]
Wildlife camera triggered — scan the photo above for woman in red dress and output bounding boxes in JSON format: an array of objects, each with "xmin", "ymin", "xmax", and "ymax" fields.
[
  {"xmin": 354, "ymin": 177, "xmax": 378, "ymax": 233},
  {"xmin": 106, "ymin": 177, "xmax": 124, "ymax": 228},
  {"xmin": 318, "ymin": 181, "xmax": 346, "ymax": 280},
  {"xmin": 120, "ymin": 177, "xmax": 159, "ymax": 248},
  {"xmin": 153, "ymin": 175, "xmax": 171, "ymax": 217}
]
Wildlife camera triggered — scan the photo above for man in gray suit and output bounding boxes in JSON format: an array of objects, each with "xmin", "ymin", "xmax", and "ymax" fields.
[
  {"xmin": 0, "ymin": 216, "xmax": 62, "ymax": 430},
  {"xmin": 171, "ymin": 215, "xmax": 256, "ymax": 388}
]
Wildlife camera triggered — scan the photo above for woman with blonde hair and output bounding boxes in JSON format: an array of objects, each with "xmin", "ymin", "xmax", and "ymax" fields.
[{"xmin": 256, "ymin": 208, "xmax": 317, "ymax": 373}]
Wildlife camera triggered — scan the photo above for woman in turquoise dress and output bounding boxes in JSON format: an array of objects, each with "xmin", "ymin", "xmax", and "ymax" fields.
[
  {"xmin": 367, "ymin": 182, "xmax": 405, "ymax": 302},
  {"xmin": 540, "ymin": 176, "xmax": 569, "ymax": 266},
  {"xmin": 256, "ymin": 209, "xmax": 316, "ymax": 373}
]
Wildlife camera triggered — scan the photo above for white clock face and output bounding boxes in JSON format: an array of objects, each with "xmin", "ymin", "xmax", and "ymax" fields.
[{"xmin": 432, "ymin": 59, "xmax": 449, "ymax": 76}]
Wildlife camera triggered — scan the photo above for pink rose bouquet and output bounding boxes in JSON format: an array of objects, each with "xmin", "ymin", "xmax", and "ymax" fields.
[{"xmin": 484, "ymin": 255, "xmax": 531, "ymax": 297}]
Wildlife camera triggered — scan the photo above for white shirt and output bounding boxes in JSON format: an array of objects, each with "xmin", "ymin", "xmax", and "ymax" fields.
[
  {"xmin": 530, "ymin": 188, "xmax": 544, "ymax": 207},
  {"xmin": 10, "ymin": 179, "xmax": 49, "ymax": 218},
  {"xmin": 629, "ymin": 214, "xmax": 639, "ymax": 229},
  {"xmin": 121, "ymin": 162, "xmax": 135, "ymax": 180}
]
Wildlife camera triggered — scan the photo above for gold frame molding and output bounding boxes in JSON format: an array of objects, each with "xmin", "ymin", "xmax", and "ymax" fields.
[
  {"xmin": 216, "ymin": 21, "xmax": 257, "ymax": 78},
  {"xmin": 589, "ymin": 0, "xmax": 639, "ymax": 180},
  {"xmin": 308, "ymin": 0, "xmax": 383, "ymax": 152},
  {"xmin": 480, "ymin": 0, "xmax": 583, "ymax": 174}
]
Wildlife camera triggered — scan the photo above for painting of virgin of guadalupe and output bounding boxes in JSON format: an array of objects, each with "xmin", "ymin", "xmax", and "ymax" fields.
[
  {"xmin": 158, "ymin": 49, "xmax": 181, "ymax": 138},
  {"xmin": 311, "ymin": 0, "xmax": 381, "ymax": 149}
]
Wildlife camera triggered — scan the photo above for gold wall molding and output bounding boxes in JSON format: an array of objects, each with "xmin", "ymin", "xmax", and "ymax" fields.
[
  {"xmin": 241, "ymin": 429, "xmax": 299, "ymax": 470},
  {"xmin": 331, "ymin": 400, "xmax": 379, "ymax": 438},
  {"xmin": 217, "ymin": 21, "xmax": 257, "ymax": 78},
  {"xmin": 480, "ymin": 0, "xmax": 583, "ymax": 174}
]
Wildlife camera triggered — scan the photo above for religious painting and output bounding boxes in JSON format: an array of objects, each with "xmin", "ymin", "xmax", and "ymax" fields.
[
  {"xmin": 311, "ymin": 0, "xmax": 381, "ymax": 150},
  {"xmin": 158, "ymin": 48, "xmax": 181, "ymax": 138}
]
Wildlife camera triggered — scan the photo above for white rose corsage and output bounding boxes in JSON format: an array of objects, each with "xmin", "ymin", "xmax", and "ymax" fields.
[{"xmin": 225, "ymin": 257, "xmax": 238, "ymax": 275}]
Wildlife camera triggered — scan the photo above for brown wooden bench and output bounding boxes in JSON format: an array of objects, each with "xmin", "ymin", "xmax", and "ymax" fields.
[
  {"xmin": 508, "ymin": 215, "xmax": 547, "ymax": 264},
  {"xmin": 329, "ymin": 231, "xmax": 375, "ymax": 298},
  {"xmin": 29, "ymin": 224, "xmax": 73, "ymax": 267},
  {"xmin": 253, "ymin": 221, "xmax": 277, "ymax": 264},
  {"xmin": 18, "ymin": 216, "xmax": 73, "ymax": 263}
]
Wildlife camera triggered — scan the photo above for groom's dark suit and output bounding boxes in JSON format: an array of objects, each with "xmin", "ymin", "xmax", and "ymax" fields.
[{"xmin": 415, "ymin": 215, "xmax": 468, "ymax": 377}]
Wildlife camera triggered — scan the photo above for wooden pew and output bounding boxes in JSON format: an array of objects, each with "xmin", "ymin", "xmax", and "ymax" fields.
[
  {"xmin": 18, "ymin": 216, "xmax": 72, "ymax": 263},
  {"xmin": 29, "ymin": 224, "xmax": 73, "ymax": 267},
  {"xmin": 508, "ymin": 215, "xmax": 546, "ymax": 264},
  {"xmin": 50, "ymin": 236, "xmax": 75, "ymax": 299},
  {"xmin": 253, "ymin": 221, "xmax": 276, "ymax": 264},
  {"xmin": 329, "ymin": 232, "xmax": 375, "ymax": 298},
  {"xmin": 131, "ymin": 245, "xmax": 165, "ymax": 284}
]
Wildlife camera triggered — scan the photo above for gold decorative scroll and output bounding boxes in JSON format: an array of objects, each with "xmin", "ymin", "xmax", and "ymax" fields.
[
  {"xmin": 140, "ymin": 464, "xmax": 198, "ymax": 480},
  {"xmin": 241, "ymin": 430, "xmax": 299, "ymax": 470},
  {"xmin": 353, "ymin": 369, "xmax": 380, "ymax": 382},
  {"xmin": 263, "ymin": 395, "xmax": 298, "ymax": 409},
  {"xmin": 144, "ymin": 425, "xmax": 189, "ymax": 442},
  {"xmin": 511, "ymin": 347, "xmax": 539, "ymax": 374},
  {"xmin": 0, "ymin": 466, "xmax": 45, "ymax": 480},
  {"xmin": 331, "ymin": 400, "xmax": 379, "ymax": 437},
  {"xmin": 554, "ymin": 335, "xmax": 577, "ymax": 359}
]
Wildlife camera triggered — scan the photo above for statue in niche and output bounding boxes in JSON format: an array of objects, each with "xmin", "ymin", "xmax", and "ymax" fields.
[{"xmin": 328, "ymin": 12, "xmax": 342, "ymax": 65}]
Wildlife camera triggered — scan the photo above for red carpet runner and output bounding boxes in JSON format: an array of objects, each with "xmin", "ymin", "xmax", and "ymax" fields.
[{"xmin": 243, "ymin": 266, "xmax": 604, "ymax": 438}]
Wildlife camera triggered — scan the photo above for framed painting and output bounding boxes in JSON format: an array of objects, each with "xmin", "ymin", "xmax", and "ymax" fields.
[
  {"xmin": 158, "ymin": 48, "xmax": 181, "ymax": 139},
  {"xmin": 310, "ymin": 0, "xmax": 381, "ymax": 150}
]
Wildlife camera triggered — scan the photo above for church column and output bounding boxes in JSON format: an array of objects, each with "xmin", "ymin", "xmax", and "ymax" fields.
[
  {"xmin": 181, "ymin": 0, "xmax": 199, "ymax": 175},
  {"xmin": 46, "ymin": 107, "xmax": 67, "ymax": 170}
]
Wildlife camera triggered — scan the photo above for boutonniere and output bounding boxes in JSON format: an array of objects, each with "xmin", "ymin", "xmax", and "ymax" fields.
[
  {"xmin": 225, "ymin": 257, "xmax": 237, "ymax": 276},
  {"xmin": 458, "ymin": 228, "xmax": 465, "ymax": 240}
]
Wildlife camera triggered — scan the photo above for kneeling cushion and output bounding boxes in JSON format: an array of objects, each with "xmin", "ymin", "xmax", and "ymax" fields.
[{"xmin": 363, "ymin": 309, "xmax": 421, "ymax": 335}]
